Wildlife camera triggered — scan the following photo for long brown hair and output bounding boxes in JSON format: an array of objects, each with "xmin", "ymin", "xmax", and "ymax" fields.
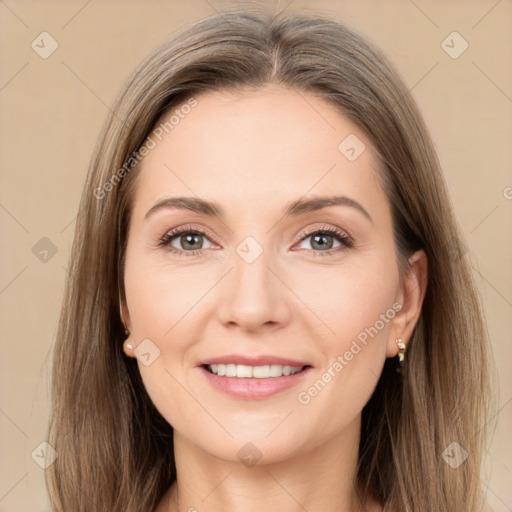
[{"xmin": 46, "ymin": 7, "xmax": 492, "ymax": 511}]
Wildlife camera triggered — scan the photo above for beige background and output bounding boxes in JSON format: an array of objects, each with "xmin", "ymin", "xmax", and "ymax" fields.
[{"xmin": 0, "ymin": 0, "xmax": 511, "ymax": 510}]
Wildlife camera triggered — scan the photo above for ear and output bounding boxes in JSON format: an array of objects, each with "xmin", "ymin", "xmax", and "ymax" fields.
[
  {"xmin": 120, "ymin": 296, "xmax": 132, "ymax": 332},
  {"xmin": 386, "ymin": 249, "xmax": 428, "ymax": 357}
]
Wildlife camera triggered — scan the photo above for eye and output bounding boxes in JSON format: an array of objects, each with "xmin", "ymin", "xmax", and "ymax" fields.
[
  {"xmin": 294, "ymin": 226, "xmax": 353, "ymax": 257},
  {"xmin": 158, "ymin": 225, "xmax": 216, "ymax": 256},
  {"xmin": 158, "ymin": 224, "xmax": 353, "ymax": 257}
]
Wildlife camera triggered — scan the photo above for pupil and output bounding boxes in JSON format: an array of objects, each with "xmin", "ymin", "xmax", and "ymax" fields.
[
  {"xmin": 312, "ymin": 234, "xmax": 333, "ymax": 250},
  {"xmin": 183, "ymin": 234, "xmax": 202, "ymax": 250}
]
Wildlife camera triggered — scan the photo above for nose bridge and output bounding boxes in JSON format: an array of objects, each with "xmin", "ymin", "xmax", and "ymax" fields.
[{"xmin": 218, "ymin": 234, "xmax": 290, "ymax": 331}]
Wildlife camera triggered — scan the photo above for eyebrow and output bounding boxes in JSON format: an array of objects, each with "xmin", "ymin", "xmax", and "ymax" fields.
[{"xmin": 144, "ymin": 195, "xmax": 373, "ymax": 224}]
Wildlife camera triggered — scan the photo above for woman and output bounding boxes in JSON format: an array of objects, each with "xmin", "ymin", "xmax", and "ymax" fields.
[{"xmin": 46, "ymin": 8, "xmax": 492, "ymax": 512}]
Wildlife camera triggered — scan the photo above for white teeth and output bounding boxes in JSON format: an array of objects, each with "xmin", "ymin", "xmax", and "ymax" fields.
[
  {"xmin": 236, "ymin": 364, "xmax": 254, "ymax": 378},
  {"xmin": 252, "ymin": 365, "xmax": 270, "ymax": 378},
  {"xmin": 207, "ymin": 363, "xmax": 304, "ymax": 378},
  {"xmin": 269, "ymin": 364, "xmax": 283, "ymax": 377},
  {"xmin": 225, "ymin": 364, "xmax": 236, "ymax": 377}
]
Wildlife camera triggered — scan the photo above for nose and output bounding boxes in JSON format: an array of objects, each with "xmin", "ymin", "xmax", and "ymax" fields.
[{"xmin": 216, "ymin": 246, "xmax": 292, "ymax": 334}]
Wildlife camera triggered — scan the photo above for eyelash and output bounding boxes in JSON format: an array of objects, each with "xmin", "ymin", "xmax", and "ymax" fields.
[{"xmin": 157, "ymin": 225, "xmax": 353, "ymax": 258}]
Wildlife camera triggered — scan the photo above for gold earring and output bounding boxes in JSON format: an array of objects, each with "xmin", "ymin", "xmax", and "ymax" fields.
[{"xmin": 396, "ymin": 338, "xmax": 406, "ymax": 363}]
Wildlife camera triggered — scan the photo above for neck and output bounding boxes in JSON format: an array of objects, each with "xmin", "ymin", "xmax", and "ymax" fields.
[{"xmin": 157, "ymin": 414, "xmax": 382, "ymax": 512}]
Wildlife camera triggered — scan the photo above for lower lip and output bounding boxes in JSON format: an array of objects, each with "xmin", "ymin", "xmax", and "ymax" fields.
[{"xmin": 198, "ymin": 366, "xmax": 313, "ymax": 400}]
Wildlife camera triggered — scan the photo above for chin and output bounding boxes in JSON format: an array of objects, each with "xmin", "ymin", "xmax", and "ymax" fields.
[{"xmin": 178, "ymin": 426, "xmax": 307, "ymax": 466}]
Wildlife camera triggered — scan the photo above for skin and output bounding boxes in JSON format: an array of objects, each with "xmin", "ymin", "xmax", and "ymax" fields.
[{"xmin": 121, "ymin": 84, "xmax": 428, "ymax": 512}]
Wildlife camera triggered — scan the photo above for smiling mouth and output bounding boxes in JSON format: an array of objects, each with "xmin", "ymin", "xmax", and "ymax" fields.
[{"xmin": 203, "ymin": 363, "xmax": 311, "ymax": 378}]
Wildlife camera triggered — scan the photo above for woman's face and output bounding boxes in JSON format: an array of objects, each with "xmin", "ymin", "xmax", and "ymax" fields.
[{"xmin": 122, "ymin": 84, "xmax": 421, "ymax": 464}]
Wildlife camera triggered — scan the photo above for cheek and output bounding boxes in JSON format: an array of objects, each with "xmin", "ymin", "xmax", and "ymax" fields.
[
  {"xmin": 124, "ymin": 256, "xmax": 215, "ymax": 426},
  {"xmin": 290, "ymin": 254, "xmax": 398, "ymax": 347},
  {"xmin": 125, "ymin": 253, "xmax": 209, "ymax": 340},
  {"xmin": 290, "ymin": 256, "xmax": 398, "ymax": 420}
]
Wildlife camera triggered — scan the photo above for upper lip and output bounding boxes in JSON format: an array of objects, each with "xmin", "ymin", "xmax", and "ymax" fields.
[{"xmin": 198, "ymin": 355, "xmax": 312, "ymax": 368}]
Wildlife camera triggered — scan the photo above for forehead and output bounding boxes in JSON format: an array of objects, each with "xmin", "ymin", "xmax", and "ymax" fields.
[{"xmin": 131, "ymin": 84, "xmax": 385, "ymax": 220}]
